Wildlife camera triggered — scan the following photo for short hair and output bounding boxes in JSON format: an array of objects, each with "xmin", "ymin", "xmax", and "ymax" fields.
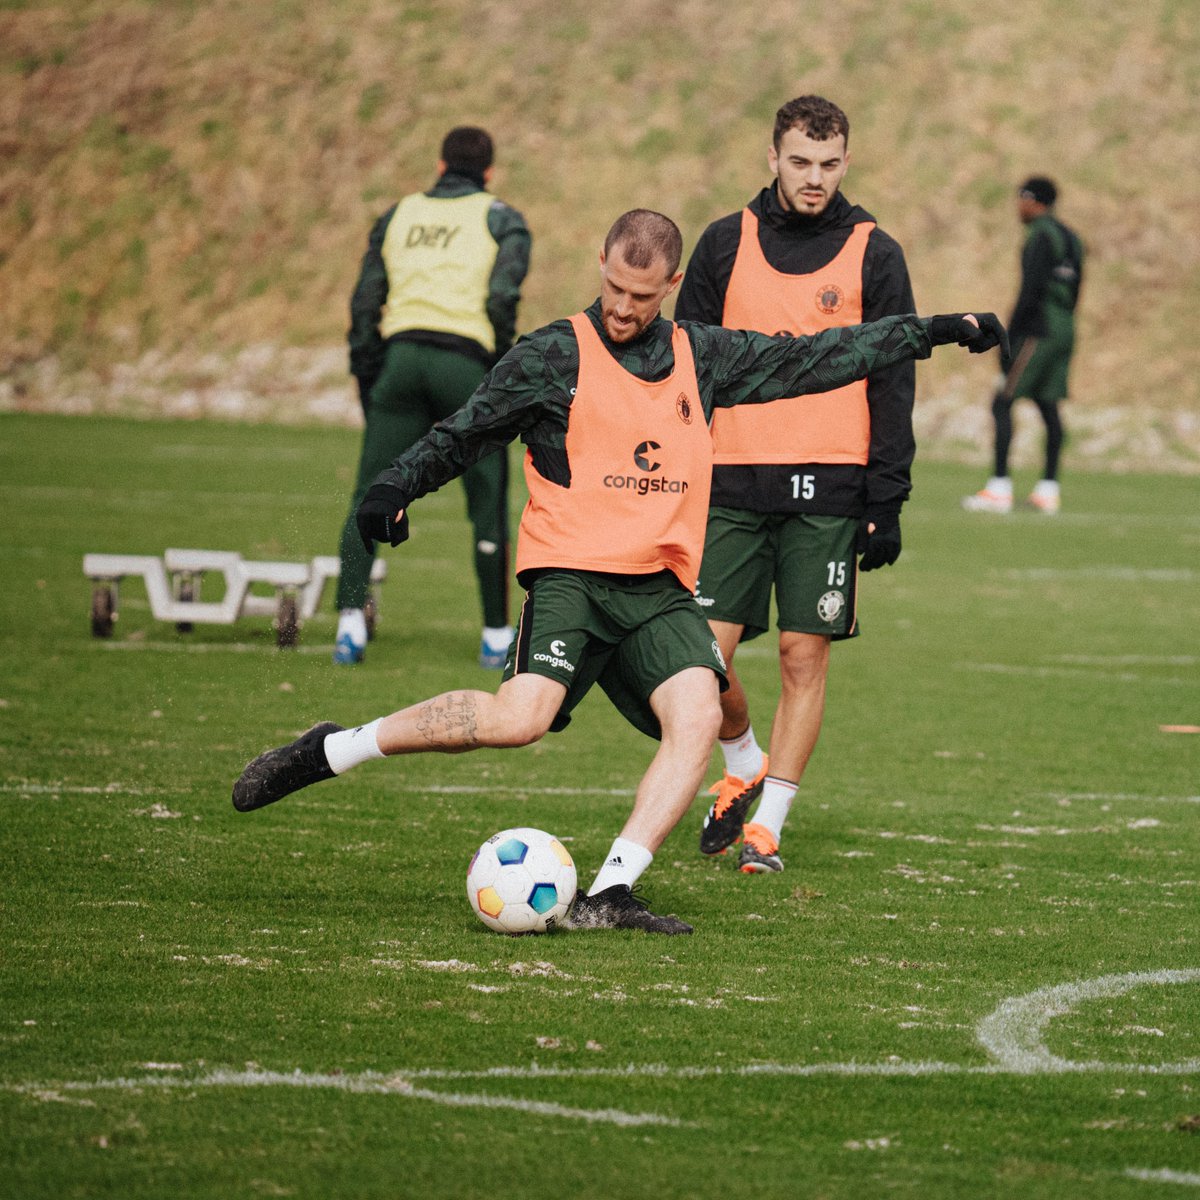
[
  {"xmin": 441, "ymin": 126, "xmax": 494, "ymax": 175},
  {"xmin": 773, "ymin": 95, "xmax": 850, "ymax": 150},
  {"xmin": 603, "ymin": 209, "xmax": 683, "ymax": 278},
  {"xmin": 1018, "ymin": 176, "xmax": 1057, "ymax": 206}
]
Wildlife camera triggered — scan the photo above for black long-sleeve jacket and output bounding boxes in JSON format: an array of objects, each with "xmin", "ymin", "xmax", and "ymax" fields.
[
  {"xmin": 674, "ymin": 186, "xmax": 916, "ymax": 517},
  {"xmin": 372, "ymin": 301, "xmax": 940, "ymax": 528}
]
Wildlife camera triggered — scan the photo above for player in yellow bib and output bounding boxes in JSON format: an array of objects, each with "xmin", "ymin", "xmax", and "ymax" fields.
[{"xmin": 339, "ymin": 126, "xmax": 531, "ymax": 668}]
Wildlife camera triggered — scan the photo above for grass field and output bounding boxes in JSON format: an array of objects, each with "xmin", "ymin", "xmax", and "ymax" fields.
[{"xmin": 2, "ymin": 411, "xmax": 1198, "ymax": 1198}]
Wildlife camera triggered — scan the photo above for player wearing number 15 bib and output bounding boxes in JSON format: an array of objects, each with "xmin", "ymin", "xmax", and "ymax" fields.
[{"xmin": 674, "ymin": 95, "xmax": 917, "ymax": 874}]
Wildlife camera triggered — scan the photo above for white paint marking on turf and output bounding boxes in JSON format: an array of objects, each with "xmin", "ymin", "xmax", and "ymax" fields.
[
  {"xmin": 12, "ymin": 971, "xmax": 1200, "ymax": 1124},
  {"xmin": 416, "ymin": 784, "xmax": 635, "ymax": 797},
  {"xmin": 99, "ymin": 641, "xmax": 333, "ymax": 655},
  {"xmin": 1125, "ymin": 1168, "xmax": 1200, "ymax": 1187},
  {"xmin": 975, "ymin": 969, "xmax": 1200, "ymax": 1074},
  {"xmin": 1054, "ymin": 655, "xmax": 1199, "ymax": 667},
  {"xmin": 997, "ymin": 566, "xmax": 1199, "ymax": 583},
  {"xmin": 1039, "ymin": 791, "xmax": 1200, "ymax": 806},
  {"xmin": 960, "ymin": 662, "xmax": 1194, "ymax": 688},
  {"xmin": 8, "ymin": 1070, "xmax": 688, "ymax": 1128},
  {"xmin": 0, "ymin": 783, "xmax": 179, "ymax": 797}
]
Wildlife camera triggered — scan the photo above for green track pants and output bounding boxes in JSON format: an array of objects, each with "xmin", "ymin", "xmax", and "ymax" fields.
[{"xmin": 336, "ymin": 340, "xmax": 510, "ymax": 628}]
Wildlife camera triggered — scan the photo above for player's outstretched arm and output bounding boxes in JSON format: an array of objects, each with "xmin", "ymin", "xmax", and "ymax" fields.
[{"xmin": 702, "ymin": 311, "xmax": 1010, "ymax": 412}]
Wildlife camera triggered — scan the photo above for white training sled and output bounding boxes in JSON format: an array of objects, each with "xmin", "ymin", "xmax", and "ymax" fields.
[{"xmin": 82, "ymin": 549, "xmax": 386, "ymax": 648}]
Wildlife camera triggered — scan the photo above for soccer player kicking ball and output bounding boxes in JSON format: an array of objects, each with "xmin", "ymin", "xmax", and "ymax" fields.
[{"xmin": 233, "ymin": 209, "xmax": 1006, "ymax": 935}]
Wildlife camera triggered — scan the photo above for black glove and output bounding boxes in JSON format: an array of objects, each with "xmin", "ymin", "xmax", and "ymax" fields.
[
  {"xmin": 929, "ymin": 313, "xmax": 1010, "ymax": 362},
  {"xmin": 356, "ymin": 483, "xmax": 410, "ymax": 553},
  {"xmin": 856, "ymin": 510, "xmax": 902, "ymax": 572}
]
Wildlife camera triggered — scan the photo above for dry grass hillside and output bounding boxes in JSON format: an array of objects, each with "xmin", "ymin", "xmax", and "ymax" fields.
[{"xmin": 2, "ymin": 0, "xmax": 1198, "ymax": 469}]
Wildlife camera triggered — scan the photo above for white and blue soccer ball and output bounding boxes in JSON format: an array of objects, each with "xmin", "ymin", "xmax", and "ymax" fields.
[{"xmin": 466, "ymin": 827, "xmax": 577, "ymax": 934}]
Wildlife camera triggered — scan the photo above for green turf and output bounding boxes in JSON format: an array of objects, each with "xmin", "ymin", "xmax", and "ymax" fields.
[{"xmin": 2, "ymin": 412, "xmax": 1198, "ymax": 1198}]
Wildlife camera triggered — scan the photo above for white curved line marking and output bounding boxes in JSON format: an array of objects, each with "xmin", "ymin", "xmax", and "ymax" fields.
[
  {"xmin": 10, "ymin": 1069, "xmax": 686, "ymax": 1128},
  {"xmin": 976, "ymin": 968, "xmax": 1200, "ymax": 1073},
  {"xmin": 10, "ymin": 969, "xmax": 1200, "ymax": 1128}
]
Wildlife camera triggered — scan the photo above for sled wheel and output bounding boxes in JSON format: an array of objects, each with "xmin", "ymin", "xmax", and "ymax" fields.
[
  {"xmin": 175, "ymin": 574, "xmax": 195, "ymax": 634},
  {"xmin": 275, "ymin": 592, "xmax": 300, "ymax": 649},
  {"xmin": 91, "ymin": 584, "xmax": 116, "ymax": 638}
]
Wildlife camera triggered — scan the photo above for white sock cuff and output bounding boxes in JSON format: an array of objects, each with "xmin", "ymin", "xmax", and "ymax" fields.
[
  {"xmin": 323, "ymin": 718, "xmax": 385, "ymax": 775},
  {"xmin": 337, "ymin": 609, "xmax": 368, "ymax": 646},
  {"xmin": 763, "ymin": 775, "xmax": 799, "ymax": 799},
  {"xmin": 719, "ymin": 726, "xmax": 764, "ymax": 781},
  {"xmin": 587, "ymin": 836, "xmax": 654, "ymax": 895},
  {"xmin": 482, "ymin": 625, "xmax": 514, "ymax": 650},
  {"xmin": 752, "ymin": 777, "xmax": 798, "ymax": 842}
]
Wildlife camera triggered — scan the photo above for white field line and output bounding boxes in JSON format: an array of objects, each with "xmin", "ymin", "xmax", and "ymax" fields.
[
  {"xmin": 995, "ymin": 566, "xmax": 1199, "ymax": 583},
  {"xmin": 976, "ymin": 968, "xmax": 1200, "ymax": 1074},
  {"xmin": 98, "ymin": 641, "xmax": 333, "ymax": 655},
  {"xmin": 7, "ymin": 1069, "xmax": 687, "ymax": 1128},
  {"xmin": 412, "ymin": 784, "xmax": 636, "ymax": 797},
  {"xmin": 9, "ymin": 971, "xmax": 1200, "ymax": 1126},
  {"xmin": 0, "ymin": 783, "xmax": 180, "ymax": 797},
  {"xmin": 1125, "ymin": 1169, "xmax": 1200, "ymax": 1187},
  {"xmin": 958, "ymin": 662, "xmax": 1195, "ymax": 687},
  {"xmin": 5, "ymin": 484, "xmax": 327, "ymax": 508},
  {"xmin": 1039, "ymin": 791, "xmax": 1200, "ymax": 806},
  {"xmin": 1053, "ymin": 655, "xmax": 1199, "ymax": 667}
]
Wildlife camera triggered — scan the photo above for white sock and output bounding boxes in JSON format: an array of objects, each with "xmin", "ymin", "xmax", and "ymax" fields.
[
  {"xmin": 323, "ymin": 719, "xmax": 385, "ymax": 775},
  {"xmin": 337, "ymin": 608, "xmax": 368, "ymax": 646},
  {"xmin": 985, "ymin": 476, "xmax": 1013, "ymax": 496},
  {"xmin": 749, "ymin": 776, "xmax": 798, "ymax": 842},
  {"xmin": 719, "ymin": 726, "xmax": 764, "ymax": 782},
  {"xmin": 587, "ymin": 837, "xmax": 653, "ymax": 894},
  {"xmin": 482, "ymin": 624, "xmax": 513, "ymax": 651}
]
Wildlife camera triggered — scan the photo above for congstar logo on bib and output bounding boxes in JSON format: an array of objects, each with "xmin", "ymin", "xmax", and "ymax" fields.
[{"xmin": 602, "ymin": 441, "xmax": 690, "ymax": 496}]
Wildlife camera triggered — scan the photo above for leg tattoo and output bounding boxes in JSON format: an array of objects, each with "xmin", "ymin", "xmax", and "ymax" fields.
[{"xmin": 415, "ymin": 692, "xmax": 480, "ymax": 750}]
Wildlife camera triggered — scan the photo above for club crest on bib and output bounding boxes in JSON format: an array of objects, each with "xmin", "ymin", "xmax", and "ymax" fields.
[
  {"xmin": 815, "ymin": 283, "xmax": 845, "ymax": 315},
  {"xmin": 817, "ymin": 590, "xmax": 846, "ymax": 623},
  {"xmin": 676, "ymin": 393, "xmax": 693, "ymax": 425}
]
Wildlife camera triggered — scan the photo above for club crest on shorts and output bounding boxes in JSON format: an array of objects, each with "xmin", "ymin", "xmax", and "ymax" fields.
[
  {"xmin": 817, "ymin": 590, "xmax": 846, "ymax": 623},
  {"xmin": 711, "ymin": 639, "xmax": 727, "ymax": 670}
]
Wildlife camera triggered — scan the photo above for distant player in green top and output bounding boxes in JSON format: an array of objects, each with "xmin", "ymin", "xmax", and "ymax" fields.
[
  {"xmin": 339, "ymin": 126, "xmax": 532, "ymax": 666},
  {"xmin": 963, "ymin": 176, "xmax": 1084, "ymax": 515}
]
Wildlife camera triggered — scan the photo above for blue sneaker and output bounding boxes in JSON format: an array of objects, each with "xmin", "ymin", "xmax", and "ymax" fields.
[
  {"xmin": 333, "ymin": 633, "xmax": 365, "ymax": 665},
  {"xmin": 479, "ymin": 628, "xmax": 513, "ymax": 669},
  {"xmin": 479, "ymin": 638, "xmax": 508, "ymax": 669}
]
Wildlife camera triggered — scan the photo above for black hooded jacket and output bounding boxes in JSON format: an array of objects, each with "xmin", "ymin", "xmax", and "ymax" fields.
[{"xmin": 675, "ymin": 186, "xmax": 916, "ymax": 517}]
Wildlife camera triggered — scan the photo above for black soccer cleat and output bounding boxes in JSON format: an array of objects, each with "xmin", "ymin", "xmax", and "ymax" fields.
[
  {"xmin": 565, "ymin": 885, "xmax": 693, "ymax": 935},
  {"xmin": 232, "ymin": 722, "xmax": 344, "ymax": 812},
  {"xmin": 699, "ymin": 759, "xmax": 768, "ymax": 856}
]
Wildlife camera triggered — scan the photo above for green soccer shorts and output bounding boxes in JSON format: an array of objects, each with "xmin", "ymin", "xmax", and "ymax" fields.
[
  {"xmin": 694, "ymin": 506, "xmax": 860, "ymax": 642},
  {"xmin": 503, "ymin": 569, "xmax": 728, "ymax": 740},
  {"xmin": 1008, "ymin": 328, "xmax": 1075, "ymax": 404}
]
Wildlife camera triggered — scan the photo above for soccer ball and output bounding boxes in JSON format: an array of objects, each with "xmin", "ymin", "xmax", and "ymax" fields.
[{"xmin": 466, "ymin": 827, "xmax": 577, "ymax": 934}]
